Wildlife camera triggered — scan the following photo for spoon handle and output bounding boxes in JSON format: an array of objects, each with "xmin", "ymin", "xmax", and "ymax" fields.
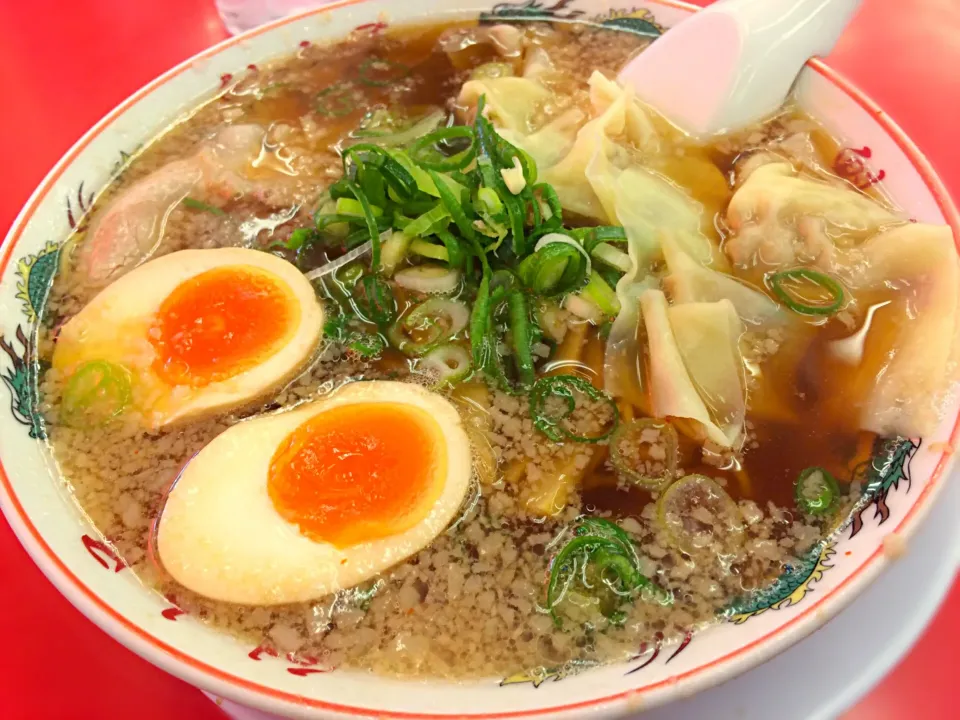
[{"xmin": 619, "ymin": 0, "xmax": 864, "ymax": 137}]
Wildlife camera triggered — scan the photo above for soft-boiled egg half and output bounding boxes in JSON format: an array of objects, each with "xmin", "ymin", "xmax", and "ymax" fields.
[
  {"xmin": 156, "ymin": 381, "xmax": 472, "ymax": 604},
  {"xmin": 53, "ymin": 248, "xmax": 323, "ymax": 428}
]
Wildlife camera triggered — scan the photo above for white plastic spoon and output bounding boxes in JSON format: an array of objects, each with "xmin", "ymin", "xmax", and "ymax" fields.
[{"xmin": 618, "ymin": 0, "xmax": 864, "ymax": 138}]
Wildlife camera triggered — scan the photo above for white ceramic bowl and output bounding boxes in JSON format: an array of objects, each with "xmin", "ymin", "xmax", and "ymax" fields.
[{"xmin": 1, "ymin": 1, "xmax": 957, "ymax": 718}]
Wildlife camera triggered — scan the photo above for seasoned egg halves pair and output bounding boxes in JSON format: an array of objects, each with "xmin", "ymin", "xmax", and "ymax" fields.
[{"xmin": 54, "ymin": 248, "xmax": 473, "ymax": 603}]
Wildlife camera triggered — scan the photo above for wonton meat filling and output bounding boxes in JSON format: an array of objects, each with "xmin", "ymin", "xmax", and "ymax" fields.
[{"xmin": 39, "ymin": 19, "xmax": 956, "ymax": 680}]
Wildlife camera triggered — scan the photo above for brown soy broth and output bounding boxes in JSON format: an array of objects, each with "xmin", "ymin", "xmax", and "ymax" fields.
[{"xmin": 233, "ymin": 23, "xmax": 470, "ymax": 145}]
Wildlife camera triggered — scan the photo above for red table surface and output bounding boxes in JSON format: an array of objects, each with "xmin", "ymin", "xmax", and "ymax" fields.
[{"xmin": 0, "ymin": 0, "xmax": 957, "ymax": 718}]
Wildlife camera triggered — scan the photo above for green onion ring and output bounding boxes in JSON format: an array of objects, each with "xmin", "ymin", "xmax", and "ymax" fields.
[
  {"xmin": 795, "ymin": 466, "xmax": 841, "ymax": 516},
  {"xmin": 352, "ymin": 274, "xmax": 397, "ymax": 325},
  {"xmin": 768, "ymin": 268, "xmax": 845, "ymax": 316},
  {"xmin": 609, "ymin": 419, "xmax": 679, "ymax": 490},
  {"xmin": 357, "ymin": 57, "xmax": 410, "ymax": 86},
  {"xmin": 61, "ymin": 360, "xmax": 132, "ymax": 427},
  {"xmin": 409, "ymin": 126, "xmax": 477, "ymax": 172},
  {"xmin": 341, "ymin": 179, "xmax": 382, "ymax": 270},
  {"xmin": 529, "ymin": 374, "xmax": 619, "ymax": 443},
  {"xmin": 316, "ymin": 82, "xmax": 360, "ymax": 117}
]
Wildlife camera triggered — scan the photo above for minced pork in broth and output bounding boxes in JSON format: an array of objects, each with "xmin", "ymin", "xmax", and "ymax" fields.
[{"xmin": 41, "ymin": 19, "xmax": 921, "ymax": 680}]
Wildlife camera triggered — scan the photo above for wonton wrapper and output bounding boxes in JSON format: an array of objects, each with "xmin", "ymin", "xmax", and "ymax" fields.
[
  {"xmin": 834, "ymin": 223, "xmax": 960, "ymax": 437},
  {"xmin": 640, "ymin": 289, "xmax": 745, "ymax": 448},
  {"xmin": 661, "ymin": 234, "xmax": 782, "ymax": 326},
  {"xmin": 458, "ymin": 76, "xmax": 551, "ymax": 135},
  {"xmin": 726, "ymin": 162, "xmax": 900, "ymax": 269}
]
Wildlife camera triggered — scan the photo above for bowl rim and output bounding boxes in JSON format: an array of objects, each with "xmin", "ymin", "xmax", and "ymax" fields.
[{"xmin": 1, "ymin": 0, "xmax": 958, "ymax": 717}]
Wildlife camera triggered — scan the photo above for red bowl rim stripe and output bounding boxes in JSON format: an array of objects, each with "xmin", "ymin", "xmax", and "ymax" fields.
[{"xmin": 1, "ymin": 1, "xmax": 958, "ymax": 718}]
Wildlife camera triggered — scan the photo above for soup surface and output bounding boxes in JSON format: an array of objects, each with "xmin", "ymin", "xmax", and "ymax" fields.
[{"xmin": 39, "ymin": 18, "xmax": 958, "ymax": 681}]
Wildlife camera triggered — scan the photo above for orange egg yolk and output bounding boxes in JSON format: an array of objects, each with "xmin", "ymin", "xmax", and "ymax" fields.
[
  {"xmin": 267, "ymin": 402, "xmax": 446, "ymax": 548},
  {"xmin": 150, "ymin": 265, "xmax": 299, "ymax": 387}
]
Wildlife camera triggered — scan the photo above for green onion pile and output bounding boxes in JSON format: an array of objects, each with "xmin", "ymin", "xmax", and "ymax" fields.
[{"xmin": 280, "ymin": 94, "xmax": 631, "ymax": 416}]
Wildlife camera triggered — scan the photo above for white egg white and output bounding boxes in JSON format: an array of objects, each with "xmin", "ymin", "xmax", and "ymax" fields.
[
  {"xmin": 52, "ymin": 248, "xmax": 323, "ymax": 428},
  {"xmin": 156, "ymin": 380, "xmax": 473, "ymax": 605}
]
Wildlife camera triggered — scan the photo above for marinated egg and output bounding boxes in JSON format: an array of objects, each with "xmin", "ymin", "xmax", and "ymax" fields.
[
  {"xmin": 52, "ymin": 248, "xmax": 323, "ymax": 428},
  {"xmin": 156, "ymin": 380, "xmax": 473, "ymax": 604}
]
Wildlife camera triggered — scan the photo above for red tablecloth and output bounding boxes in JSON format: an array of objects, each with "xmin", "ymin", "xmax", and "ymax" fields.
[{"xmin": 0, "ymin": 1, "xmax": 957, "ymax": 718}]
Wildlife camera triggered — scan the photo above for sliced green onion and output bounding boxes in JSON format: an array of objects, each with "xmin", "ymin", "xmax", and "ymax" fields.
[
  {"xmin": 388, "ymin": 297, "xmax": 470, "ymax": 356},
  {"xmin": 475, "ymin": 187, "xmax": 504, "ymax": 218},
  {"xmin": 656, "ymin": 475, "xmax": 744, "ymax": 555},
  {"xmin": 573, "ymin": 226, "xmax": 628, "ymax": 254},
  {"xmin": 416, "ymin": 344, "xmax": 472, "ymax": 386},
  {"xmin": 335, "ymin": 263, "xmax": 364, "ymax": 289},
  {"xmin": 410, "ymin": 126, "xmax": 477, "ymax": 172},
  {"xmin": 474, "ymin": 105, "xmax": 527, "ymax": 253},
  {"xmin": 477, "ymin": 156, "xmax": 525, "ymax": 255},
  {"xmin": 335, "ymin": 197, "xmax": 383, "ymax": 217},
  {"xmin": 434, "ymin": 228, "xmax": 466, "ymax": 270},
  {"xmin": 490, "ymin": 268, "xmax": 518, "ymax": 294},
  {"xmin": 314, "ymin": 213, "xmax": 360, "ymax": 237},
  {"xmin": 591, "ymin": 242, "xmax": 631, "ymax": 272},
  {"xmin": 529, "ymin": 374, "xmax": 619, "ymax": 443},
  {"xmin": 404, "ymin": 204, "xmax": 450, "ymax": 237},
  {"xmin": 345, "ymin": 331, "xmax": 386, "ymax": 358},
  {"xmin": 470, "ymin": 274, "xmax": 493, "ymax": 371},
  {"xmin": 474, "ymin": 185, "xmax": 509, "ymax": 244},
  {"xmin": 352, "ymin": 108, "xmax": 445, "ymax": 146},
  {"xmin": 341, "ymin": 179, "xmax": 382, "ymax": 270},
  {"xmin": 316, "ymin": 82, "xmax": 360, "ymax": 117},
  {"xmin": 768, "ymin": 268, "xmax": 845, "ymax": 316},
  {"xmin": 795, "ymin": 466, "xmax": 840, "ymax": 516},
  {"xmin": 342, "ymin": 144, "xmax": 418, "ymax": 202},
  {"xmin": 547, "ymin": 535, "xmax": 633, "ymax": 626},
  {"xmin": 533, "ymin": 183, "xmax": 563, "ymax": 229},
  {"xmin": 279, "ymin": 227, "xmax": 317, "ymax": 251},
  {"xmin": 378, "ymin": 230, "xmax": 411, "ymax": 276},
  {"xmin": 182, "ymin": 197, "xmax": 225, "ymax": 216},
  {"xmin": 518, "ymin": 234, "xmax": 591, "ymax": 296},
  {"xmin": 576, "ymin": 518, "xmax": 639, "ymax": 560},
  {"xmin": 61, "ymin": 360, "xmax": 132, "ymax": 427},
  {"xmin": 358, "ymin": 56, "xmax": 410, "ymax": 86},
  {"xmin": 609, "ymin": 419, "xmax": 678, "ymax": 490},
  {"xmin": 427, "ymin": 168, "xmax": 486, "ymax": 255},
  {"xmin": 303, "ymin": 239, "xmax": 374, "ymax": 282},
  {"xmin": 389, "ymin": 150, "xmax": 441, "ymax": 197},
  {"xmin": 409, "ymin": 238, "xmax": 449, "ymax": 262},
  {"xmin": 546, "ymin": 517, "xmax": 669, "ymax": 628},
  {"xmin": 579, "ymin": 270, "xmax": 620, "ymax": 317},
  {"xmin": 323, "ymin": 312, "xmax": 350, "ymax": 342},
  {"xmin": 352, "ymin": 274, "xmax": 396, "ymax": 325},
  {"xmin": 507, "ymin": 289, "xmax": 535, "ymax": 387},
  {"xmin": 394, "ymin": 264, "xmax": 461, "ymax": 295},
  {"xmin": 597, "ymin": 266, "xmax": 624, "ymax": 292},
  {"xmin": 354, "ymin": 107, "xmax": 401, "ymax": 135},
  {"xmin": 357, "ymin": 165, "xmax": 386, "ymax": 207}
]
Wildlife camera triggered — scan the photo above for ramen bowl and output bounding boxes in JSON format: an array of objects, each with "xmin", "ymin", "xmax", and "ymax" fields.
[{"xmin": 0, "ymin": 1, "xmax": 957, "ymax": 718}]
